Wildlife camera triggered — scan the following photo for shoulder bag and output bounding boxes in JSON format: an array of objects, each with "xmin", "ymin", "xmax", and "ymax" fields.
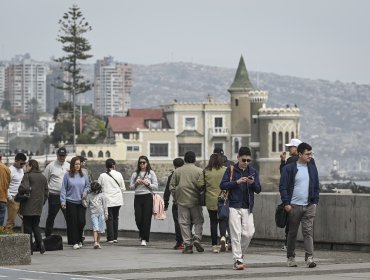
[
  {"xmin": 14, "ymin": 174, "xmax": 31, "ymax": 202},
  {"xmin": 275, "ymin": 203, "xmax": 288, "ymax": 228},
  {"xmin": 217, "ymin": 165, "xmax": 234, "ymax": 220}
]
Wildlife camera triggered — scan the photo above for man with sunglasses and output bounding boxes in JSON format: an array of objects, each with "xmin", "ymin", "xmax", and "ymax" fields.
[
  {"xmin": 220, "ymin": 147, "xmax": 261, "ymax": 270},
  {"xmin": 279, "ymin": 142, "xmax": 320, "ymax": 268},
  {"xmin": 5, "ymin": 152, "xmax": 27, "ymax": 230}
]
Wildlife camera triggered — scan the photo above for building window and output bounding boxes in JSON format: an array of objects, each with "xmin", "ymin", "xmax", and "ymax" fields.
[
  {"xmin": 214, "ymin": 117, "xmax": 223, "ymax": 128},
  {"xmin": 88, "ymin": 151, "xmax": 93, "ymax": 157},
  {"xmin": 123, "ymin": 133, "xmax": 130, "ymax": 139},
  {"xmin": 105, "ymin": 151, "xmax": 111, "ymax": 157},
  {"xmin": 81, "ymin": 150, "xmax": 86, "ymax": 157},
  {"xmin": 278, "ymin": 132, "xmax": 283, "ymax": 152},
  {"xmin": 150, "ymin": 143, "xmax": 168, "ymax": 157},
  {"xmin": 234, "ymin": 138, "xmax": 240, "ymax": 153},
  {"xmin": 184, "ymin": 117, "xmax": 196, "ymax": 130},
  {"xmin": 291, "ymin": 132, "xmax": 295, "ymax": 139},
  {"xmin": 98, "ymin": 151, "xmax": 103, "ymax": 158},
  {"xmin": 178, "ymin": 143, "xmax": 202, "ymax": 157},
  {"xmin": 285, "ymin": 132, "xmax": 289, "ymax": 145},
  {"xmin": 147, "ymin": 120, "xmax": 161, "ymax": 129},
  {"xmin": 127, "ymin": 145, "xmax": 140, "ymax": 152},
  {"xmin": 235, "ymin": 99, "xmax": 239, "ymax": 106},
  {"xmin": 214, "ymin": 143, "xmax": 223, "ymax": 151},
  {"xmin": 272, "ymin": 132, "xmax": 277, "ymax": 152}
]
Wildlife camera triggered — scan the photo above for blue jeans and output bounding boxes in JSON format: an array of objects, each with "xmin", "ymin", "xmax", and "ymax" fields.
[{"xmin": 0, "ymin": 202, "xmax": 6, "ymax": 226}]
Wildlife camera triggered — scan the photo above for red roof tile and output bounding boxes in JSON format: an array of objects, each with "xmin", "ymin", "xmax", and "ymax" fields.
[
  {"xmin": 107, "ymin": 116, "xmax": 146, "ymax": 132},
  {"xmin": 127, "ymin": 108, "xmax": 162, "ymax": 119}
]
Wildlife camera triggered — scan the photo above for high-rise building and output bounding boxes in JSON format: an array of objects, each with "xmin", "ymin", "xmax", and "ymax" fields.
[
  {"xmin": 0, "ymin": 64, "xmax": 5, "ymax": 107},
  {"xmin": 94, "ymin": 56, "xmax": 132, "ymax": 117},
  {"xmin": 46, "ymin": 62, "xmax": 69, "ymax": 113},
  {"xmin": 5, "ymin": 55, "xmax": 48, "ymax": 113}
]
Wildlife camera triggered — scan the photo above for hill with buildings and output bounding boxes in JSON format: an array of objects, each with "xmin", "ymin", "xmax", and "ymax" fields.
[{"xmin": 129, "ymin": 62, "xmax": 370, "ymax": 177}]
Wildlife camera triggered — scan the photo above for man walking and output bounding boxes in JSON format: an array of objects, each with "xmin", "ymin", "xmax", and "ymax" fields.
[
  {"xmin": 170, "ymin": 151, "xmax": 204, "ymax": 254},
  {"xmin": 279, "ymin": 142, "xmax": 320, "ymax": 268},
  {"xmin": 5, "ymin": 153, "xmax": 27, "ymax": 230},
  {"xmin": 0, "ymin": 157, "xmax": 11, "ymax": 226},
  {"xmin": 43, "ymin": 147, "xmax": 69, "ymax": 237}
]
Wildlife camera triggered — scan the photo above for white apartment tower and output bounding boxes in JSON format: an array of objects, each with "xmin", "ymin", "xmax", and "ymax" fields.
[
  {"xmin": 5, "ymin": 55, "xmax": 47, "ymax": 113},
  {"xmin": 0, "ymin": 64, "xmax": 5, "ymax": 107},
  {"xmin": 94, "ymin": 57, "xmax": 132, "ymax": 117}
]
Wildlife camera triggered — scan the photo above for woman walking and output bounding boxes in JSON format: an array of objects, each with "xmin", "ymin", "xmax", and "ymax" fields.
[
  {"xmin": 97, "ymin": 158, "xmax": 125, "ymax": 243},
  {"xmin": 129, "ymin": 156, "xmax": 158, "ymax": 246},
  {"xmin": 18, "ymin": 159, "xmax": 48, "ymax": 254},
  {"xmin": 198, "ymin": 153, "xmax": 227, "ymax": 253},
  {"xmin": 60, "ymin": 156, "xmax": 89, "ymax": 250}
]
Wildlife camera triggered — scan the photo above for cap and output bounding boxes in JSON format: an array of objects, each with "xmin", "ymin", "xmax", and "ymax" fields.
[
  {"xmin": 78, "ymin": 155, "xmax": 86, "ymax": 162},
  {"xmin": 213, "ymin": 147, "xmax": 224, "ymax": 155},
  {"xmin": 57, "ymin": 147, "xmax": 67, "ymax": 156},
  {"xmin": 285, "ymin": 138, "xmax": 302, "ymax": 147}
]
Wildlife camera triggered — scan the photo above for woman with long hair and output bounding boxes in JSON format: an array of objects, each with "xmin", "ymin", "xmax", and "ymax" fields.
[
  {"xmin": 198, "ymin": 153, "xmax": 227, "ymax": 253},
  {"xmin": 129, "ymin": 155, "xmax": 158, "ymax": 246},
  {"xmin": 60, "ymin": 156, "xmax": 89, "ymax": 250},
  {"xmin": 97, "ymin": 158, "xmax": 125, "ymax": 243},
  {"xmin": 18, "ymin": 159, "xmax": 48, "ymax": 254}
]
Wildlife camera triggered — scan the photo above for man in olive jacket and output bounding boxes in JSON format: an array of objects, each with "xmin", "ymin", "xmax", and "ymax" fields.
[
  {"xmin": 0, "ymin": 159, "xmax": 11, "ymax": 226},
  {"xmin": 170, "ymin": 151, "xmax": 204, "ymax": 254}
]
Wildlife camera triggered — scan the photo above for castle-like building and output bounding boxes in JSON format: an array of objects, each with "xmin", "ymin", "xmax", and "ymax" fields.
[{"xmin": 77, "ymin": 56, "xmax": 300, "ymax": 190}]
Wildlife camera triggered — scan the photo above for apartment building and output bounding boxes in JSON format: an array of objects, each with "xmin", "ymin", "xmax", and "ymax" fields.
[{"xmin": 0, "ymin": 64, "xmax": 5, "ymax": 107}]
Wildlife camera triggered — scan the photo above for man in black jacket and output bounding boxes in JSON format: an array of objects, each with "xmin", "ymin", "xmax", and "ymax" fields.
[{"xmin": 163, "ymin": 158, "xmax": 184, "ymax": 250}]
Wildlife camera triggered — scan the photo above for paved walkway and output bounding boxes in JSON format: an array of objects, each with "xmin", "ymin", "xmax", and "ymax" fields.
[{"xmin": 3, "ymin": 236, "xmax": 370, "ymax": 280}]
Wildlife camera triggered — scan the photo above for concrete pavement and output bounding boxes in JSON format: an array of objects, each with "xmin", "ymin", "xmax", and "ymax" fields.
[{"xmin": 3, "ymin": 235, "xmax": 370, "ymax": 280}]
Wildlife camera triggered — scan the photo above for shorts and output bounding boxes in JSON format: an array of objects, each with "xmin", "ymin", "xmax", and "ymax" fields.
[{"xmin": 91, "ymin": 213, "xmax": 106, "ymax": 233}]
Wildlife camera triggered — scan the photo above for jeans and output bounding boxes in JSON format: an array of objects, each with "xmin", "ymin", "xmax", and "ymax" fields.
[
  {"xmin": 134, "ymin": 193, "xmax": 153, "ymax": 242},
  {"xmin": 0, "ymin": 202, "xmax": 6, "ymax": 226},
  {"xmin": 45, "ymin": 193, "xmax": 66, "ymax": 237},
  {"xmin": 172, "ymin": 204, "xmax": 183, "ymax": 245},
  {"xmin": 287, "ymin": 204, "xmax": 316, "ymax": 259},
  {"xmin": 106, "ymin": 206, "xmax": 121, "ymax": 241},
  {"xmin": 6, "ymin": 197, "xmax": 20, "ymax": 230}
]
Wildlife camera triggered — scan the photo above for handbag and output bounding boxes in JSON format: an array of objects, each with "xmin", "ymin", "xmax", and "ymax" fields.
[
  {"xmin": 275, "ymin": 203, "xmax": 288, "ymax": 228},
  {"xmin": 198, "ymin": 170, "xmax": 206, "ymax": 206},
  {"xmin": 14, "ymin": 174, "xmax": 31, "ymax": 202},
  {"xmin": 217, "ymin": 165, "xmax": 234, "ymax": 220}
]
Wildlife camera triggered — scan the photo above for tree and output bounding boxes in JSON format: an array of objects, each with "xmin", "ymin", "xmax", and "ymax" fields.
[{"xmin": 54, "ymin": 4, "xmax": 93, "ymax": 152}]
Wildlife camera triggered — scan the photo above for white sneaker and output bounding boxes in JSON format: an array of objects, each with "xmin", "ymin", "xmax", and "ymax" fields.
[
  {"xmin": 287, "ymin": 257, "xmax": 297, "ymax": 267},
  {"xmin": 141, "ymin": 240, "xmax": 147, "ymax": 246},
  {"xmin": 306, "ymin": 256, "xmax": 317, "ymax": 268},
  {"xmin": 113, "ymin": 240, "xmax": 118, "ymax": 243},
  {"xmin": 72, "ymin": 244, "xmax": 80, "ymax": 250},
  {"xmin": 78, "ymin": 242, "xmax": 83, "ymax": 248},
  {"xmin": 220, "ymin": 236, "xmax": 226, "ymax": 252}
]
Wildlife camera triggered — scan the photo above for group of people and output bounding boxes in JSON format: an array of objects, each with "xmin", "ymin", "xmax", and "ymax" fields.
[{"xmin": 0, "ymin": 140, "xmax": 319, "ymax": 271}]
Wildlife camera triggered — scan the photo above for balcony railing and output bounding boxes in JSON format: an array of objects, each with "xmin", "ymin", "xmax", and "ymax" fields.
[{"xmin": 209, "ymin": 127, "xmax": 229, "ymax": 137}]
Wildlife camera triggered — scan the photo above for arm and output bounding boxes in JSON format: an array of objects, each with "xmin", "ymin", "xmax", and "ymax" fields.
[
  {"xmin": 249, "ymin": 171, "xmax": 261, "ymax": 194},
  {"xmin": 163, "ymin": 173, "xmax": 173, "ymax": 210},
  {"xmin": 220, "ymin": 167, "xmax": 238, "ymax": 190},
  {"xmin": 129, "ymin": 172, "xmax": 137, "ymax": 190},
  {"xmin": 311, "ymin": 163, "xmax": 320, "ymax": 204},
  {"xmin": 197, "ymin": 170, "xmax": 205, "ymax": 189},
  {"xmin": 60, "ymin": 174, "xmax": 68, "ymax": 207},
  {"xmin": 279, "ymin": 165, "xmax": 290, "ymax": 206},
  {"xmin": 118, "ymin": 173, "xmax": 126, "ymax": 191},
  {"xmin": 146, "ymin": 171, "xmax": 158, "ymax": 190}
]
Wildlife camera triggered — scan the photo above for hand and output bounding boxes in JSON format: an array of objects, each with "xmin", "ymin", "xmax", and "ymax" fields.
[
  {"xmin": 280, "ymin": 152, "xmax": 286, "ymax": 161},
  {"xmin": 105, "ymin": 215, "xmax": 108, "ymax": 221},
  {"xmin": 164, "ymin": 207, "xmax": 168, "ymax": 211},
  {"xmin": 61, "ymin": 203, "xmax": 66, "ymax": 209},
  {"xmin": 136, "ymin": 179, "xmax": 143, "ymax": 185},
  {"xmin": 284, "ymin": 204, "xmax": 292, "ymax": 212}
]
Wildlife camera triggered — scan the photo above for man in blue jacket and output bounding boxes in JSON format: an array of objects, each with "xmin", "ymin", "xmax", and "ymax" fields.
[
  {"xmin": 279, "ymin": 142, "xmax": 320, "ymax": 268},
  {"xmin": 220, "ymin": 147, "xmax": 261, "ymax": 270}
]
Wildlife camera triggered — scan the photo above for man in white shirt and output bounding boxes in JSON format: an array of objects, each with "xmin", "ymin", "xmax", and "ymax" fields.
[
  {"xmin": 5, "ymin": 153, "xmax": 27, "ymax": 230},
  {"xmin": 43, "ymin": 147, "xmax": 69, "ymax": 237}
]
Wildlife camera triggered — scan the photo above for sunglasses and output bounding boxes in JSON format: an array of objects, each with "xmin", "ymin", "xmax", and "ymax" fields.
[
  {"xmin": 139, "ymin": 161, "xmax": 147, "ymax": 164},
  {"xmin": 241, "ymin": 158, "xmax": 252, "ymax": 163},
  {"xmin": 20, "ymin": 162, "xmax": 26, "ymax": 166}
]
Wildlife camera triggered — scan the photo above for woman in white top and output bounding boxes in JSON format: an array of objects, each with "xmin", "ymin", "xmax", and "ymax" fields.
[
  {"xmin": 129, "ymin": 155, "xmax": 158, "ymax": 246},
  {"xmin": 97, "ymin": 158, "xmax": 126, "ymax": 243}
]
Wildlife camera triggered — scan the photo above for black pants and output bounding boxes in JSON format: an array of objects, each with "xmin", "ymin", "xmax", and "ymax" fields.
[
  {"xmin": 23, "ymin": 215, "xmax": 42, "ymax": 251},
  {"xmin": 134, "ymin": 193, "xmax": 153, "ymax": 242},
  {"xmin": 45, "ymin": 193, "xmax": 66, "ymax": 237},
  {"xmin": 106, "ymin": 206, "xmax": 121, "ymax": 241},
  {"xmin": 208, "ymin": 209, "xmax": 228, "ymax": 245},
  {"xmin": 172, "ymin": 204, "xmax": 183, "ymax": 245},
  {"xmin": 65, "ymin": 201, "xmax": 86, "ymax": 245}
]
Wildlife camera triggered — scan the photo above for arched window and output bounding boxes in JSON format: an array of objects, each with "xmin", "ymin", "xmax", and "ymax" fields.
[
  {"xmin": 291, "ymin": 132, "xmax": 295, "ymax": 139},
  {"xmin": 87, "ymin": 151, "xmax": 93, "ymax": 158},
  {"xmin": 285, "ymin": 132, "xmax": 289, "ymax": 145},
  {"xmin": 234, "ymin": 138, "xmax": 239, "ymax": 154},
  {"xmin": 278, "ymin": 132, "xmax": 283, "ymax": 152},
  {"xmin": 105, "ymin": 151, "xmax": 111, "ymax": 157},
  {"xmin": 81, "ymin": 150, "xmax": 86, "ymax": 157},
  {"xmin": 98, "ymin": 151, "xmax": 103, "ymax": 158},
  {"xmin": 272, "ymin": 132, "xmax": 277, "ymax": 152}
]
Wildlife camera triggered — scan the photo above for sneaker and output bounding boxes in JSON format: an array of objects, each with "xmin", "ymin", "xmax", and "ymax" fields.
[
  {"xmin": 141, "ymin": 240, "xmax": 147, "ymax": 246},
  {"xmin": 98, "ymin": 244, "xmax": 102, "ymax": 249},
  {"xmin": 212, "ymin": 245, "xmax": 220, "ymax": 253},
  {"xmin": 182, "ymin": 245, "xmax": 193, "ymax": 254},
  {"xmin": 94, "ymin": 243, "xmax": 99, "ymax": 249},
  {"xmin": 287, "ymin": 257, "xmax": 297, "ymax": 267},
  {"xmin": 39, "ymin": 241, "xmax": 45, "ymax": 255},
  {"xmin": 113, "ymin": 240, "xmax": 118, "ymax": 243},
  {"xmin": 174, "ymin": 244, "xmax": 184, "ymax": 250},
  {"xmin": 78, "ymin": 242, "xmax": 83, "ymax": 248},
  {"xmin": 281, "ymin": 245, "xmax": 287, "ymax": 250},
  {"xmin": 233, "ymin": 260, "xmax": 245, "ymax": 270},
  {"xmin": 193, "ymin": 239, "xmax": 204, "ymax": 253},
  {"xmin": 72, "ymin": 244, "xmax": 80, "ymax": 250},
  {"xmin": 220, "ymin": 236, "xmax": 226, "ymax": 252},
  {"xmin": 306, "ymin": 256, "xmax": 317, "ymax": 268},
  {"xmin": 107, "ymin": 240, "xmax": 114, "ymax": 244}
]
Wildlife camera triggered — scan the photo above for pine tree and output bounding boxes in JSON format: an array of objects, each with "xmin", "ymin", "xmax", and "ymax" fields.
[{"xmin": 54, "ymin": 4, "xmax": 93, "ymax": 152}]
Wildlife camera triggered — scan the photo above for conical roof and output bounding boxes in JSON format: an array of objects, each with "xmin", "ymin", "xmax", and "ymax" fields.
[{"xmin": 228, "ymin": 55, "xmax": 254, "ymax": 91}]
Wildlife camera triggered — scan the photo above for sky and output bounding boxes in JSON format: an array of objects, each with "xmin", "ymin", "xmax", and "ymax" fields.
[{"xmin": 1, "ymin": 0, "xmax": 369, "ymax": 84}]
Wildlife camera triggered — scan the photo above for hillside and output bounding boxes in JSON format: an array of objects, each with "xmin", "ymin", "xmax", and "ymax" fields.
[{"xmin": 129, "ymin": 62, "xmax": 370, "ymax": 176}]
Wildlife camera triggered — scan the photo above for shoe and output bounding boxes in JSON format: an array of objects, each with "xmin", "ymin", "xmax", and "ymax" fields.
[
  {"xmin": 73, "ymin": 244, "xmax": 80, "ymax": 250},
  {"xmin": 212, "ymin": 245, "xmax": 220, "ymax": 253},
  {"xmin": 39, "ymin": 241, "xmax": 46, "ymax": 254},
  {"xmin": 306, "ymin": 256, "xmax": 317, "ymax": 268},
  {"xmin": 174, "ymin": 244, "xmax": 184, "ymax": 250},
  {"xmin": 220, "ymin": 236, "xmax": 226, "ymax": 252},
  {"xmin": 141, "ymin": 240, "xmax": 147, "ymax": 246},
  {"xmin": 94, "ymin": 243, "xmax": 99, "ymax": 249},
  {"xmin": 78, "ymin": 242, "xmax": 83, "ymax": 248},
  {"xmin": 98, "ymin": 244, "xmax": 102, "ymax": 249},
  {"xmin": 281, "ymin": 245, "xmax": 287, "ymax": 250},
  {"xmin": 182, "ymin": 245, "xmax": 193, "ymax": 254},
  {"xmin": 233, "ymin": 260, "xmax": 245, "ymax": 270},
  {"xmin": 193, "ymin": 239, "xmax": 204, "ymax": 253},
  {"xmin": 287, "ymin": 257, "xmax": 297, "ymax": 267},
  {"xmin": 113, "ymin": 240, "xmax": 118, "ymax": 243},
  {"xmin": 107, "ymin": 240, "xmax": 114, "ymax": 244}
]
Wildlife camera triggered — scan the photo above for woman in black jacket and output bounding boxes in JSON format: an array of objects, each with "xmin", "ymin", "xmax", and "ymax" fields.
[{"xmin": 18, "ymin": 159, "xmax": 49, "ymax": 254}]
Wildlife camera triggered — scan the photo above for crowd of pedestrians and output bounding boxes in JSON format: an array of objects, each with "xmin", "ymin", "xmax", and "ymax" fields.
[{"xmin": 0, "ymin": 141, "xmax": 319, "ymax": 270}]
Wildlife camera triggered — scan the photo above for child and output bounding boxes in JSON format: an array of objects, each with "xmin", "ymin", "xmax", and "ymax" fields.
[{"xmin": 84, "ymin": 181, "xmax": 108, "ymax": 249}]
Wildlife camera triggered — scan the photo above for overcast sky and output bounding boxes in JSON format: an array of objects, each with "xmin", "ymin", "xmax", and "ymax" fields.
[{"xmin": 1, "ymin": 0, "xmax": 369, "ymax": 84}]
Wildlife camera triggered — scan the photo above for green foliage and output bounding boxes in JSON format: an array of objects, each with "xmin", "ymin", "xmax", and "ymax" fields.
[
  {"xmin": 0, "ymin": 227, "xmax": 14, "ymax": 235},
  {"xmin": 51, "ymin": 120, "xmax": 73, "ymax": 145}
]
